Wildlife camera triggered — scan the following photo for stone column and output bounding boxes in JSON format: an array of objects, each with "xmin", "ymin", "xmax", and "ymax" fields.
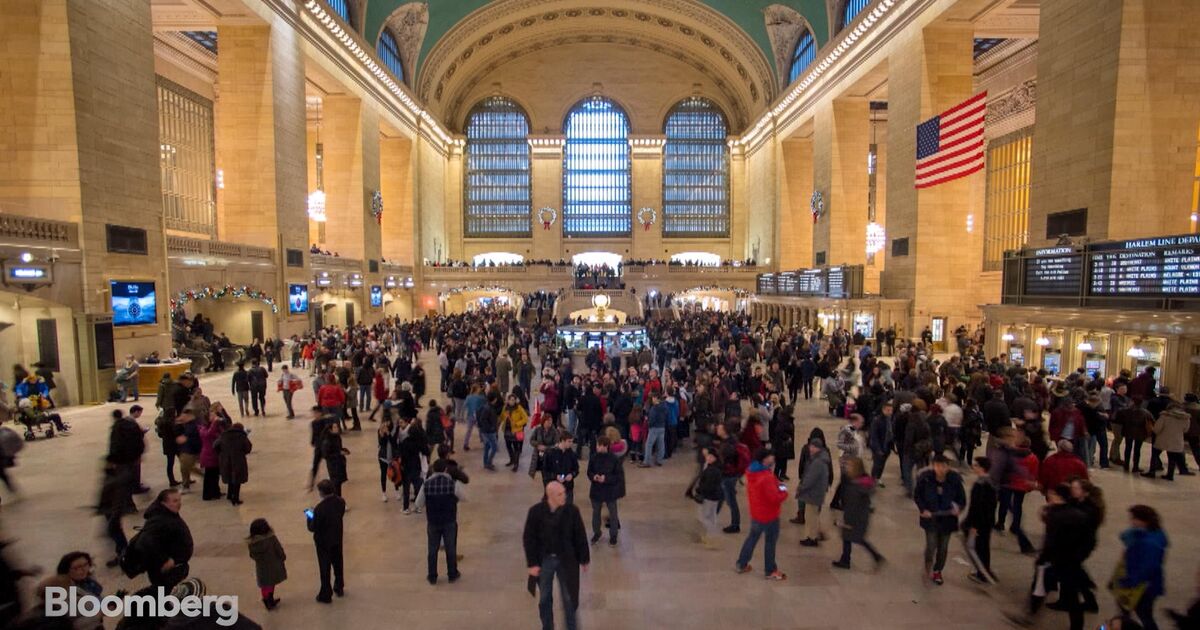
[
  {"xmin": 321, "ymin": 95, "xmax": 380, "ymax": 263},
  {"xmin": 883, "ymin": 23, "xmax": 977, "ymax": 335},
  {"xmin": 1028, "ymin": 0, "xmax": 1200, "ymax": 245},
  {"xmin": 780, "ymin": 138, "xmax": 815, "ymax": 269},
  {"xmin": 813, "ymin": 98, "xmax": 870, "ymax": 270},
  {"xmin": 379, "ymin": 135, "xmax": 415, "ymax": 265}
]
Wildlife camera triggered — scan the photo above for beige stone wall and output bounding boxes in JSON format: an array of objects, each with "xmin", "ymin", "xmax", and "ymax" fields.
[
  {"xmin": 779, "ymin": 139, "xmax": 814, "ymax": 269},
  {"xmin": 380, "ymin": 136, "xmax": 415, "ymax": 264},
  {"xmin": 416, "ymin": 134, "xmax": 447, "ymax": 263},
  {"xmin": 744, "ymin": 137, "xmax": 778, "ymax": 265},
  {"xmin": 1029, "ymin": 0, "xmax": 1200, "ymax": 246},
  {"xmin": 813, "ymin": 98, "xmax": 870, "ymax": 270},
  {"xmin": 0, "ymin": 297, "xmax": 80, "ymax": 405}
]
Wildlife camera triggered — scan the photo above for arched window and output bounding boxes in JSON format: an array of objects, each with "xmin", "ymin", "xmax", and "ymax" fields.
[
  {"xmin": 663, "ymin": 97, "xmax": 729, "ymax": 237},
  {"xmin": 325, "ymin": 0, "xmax": 352, "ymax": 26},
  {"xmin": 562, "ymin": 97, "xmax": 631, "ymax": 236},
  {"xmin": 839, "ymin": 0, "xmax": 871, "ymax": 32},
  {"xmin": 788, "ymin": 29, "xmax": 816, "ymax": 84},
  {"xmin": 377, "ymin": 29, "xmax": 404, "ymax": 81},
  {"xmin": 464, "ymin": 97, "xmax": 531, "ymax": 237}
]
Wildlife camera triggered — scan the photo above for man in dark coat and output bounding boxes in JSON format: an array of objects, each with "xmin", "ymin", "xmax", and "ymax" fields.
[
  {"xmin": 586, "ymin": 436, "xmax": 624, "ymax": 545},
  {"xmin": 107, "ymin": 406, "xmax": 147, "ymax": 510},
  {"xmin": 248, "ymin": 361, "xmax": 269, "ymax": 417},
  {"xmin": 308, "ymin": 479, "xmax": 346, "ymax": 603},
  {"xmin": 913, "ymin": 455, "xmax": 966, "ymax": 586},
  {"xmin": 575, "ymin": 385, "xmax": 604, "ymax": 459},
  {"xmin": 523, "ymin": 481, "xmax": 590, "ymax": 630},
  {"xmin": 542, "ymin": 433, "xmax": 580, "ymax": 504},
  {"xmin": 139, "ymin": 489, "xmax": 194, "ymax": 590},
  {"xmin": 216, "ymin": 423, "xmax": 252, "ymax": 505}
]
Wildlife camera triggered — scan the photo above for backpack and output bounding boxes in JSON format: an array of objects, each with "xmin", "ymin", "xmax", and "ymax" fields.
[
  {"xmin": 154, "ymin": 411, "xmax": 173, "ymax": 438},
  {"xmin": 118, "ymin": 530, "xmax": 148, "ymax": 578}
]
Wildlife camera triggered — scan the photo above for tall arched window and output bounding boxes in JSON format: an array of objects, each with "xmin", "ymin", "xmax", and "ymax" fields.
[
  {"xmin": 663, "ymin": 97, "xmax": 729, "ymax": 237},
  {"xmin": 464, "ymin": 97, "xmax": 531, "ymax": 237},
  {"xmin": 325, "ymin": 0, "xmax": 352, "ymax": 26},
  {"xmin": 377, "ymin": 29, "xmax": 404, "ymax": 81},
  {"xmin": 788, "ymin": 29, "xmax": 816, "ymax": 84},
  {"xmin": 562, "ymin": 97, "xmax": 631, "ymax": 236},
  {"xmin": 839, "ymin": 0, "xmax": 871, "ymax": 32}
]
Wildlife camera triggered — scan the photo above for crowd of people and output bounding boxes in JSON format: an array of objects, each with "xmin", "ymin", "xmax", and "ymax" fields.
[{"xmin": 2, "ymin": 306, "xmax": 1198, "ymax": 630}]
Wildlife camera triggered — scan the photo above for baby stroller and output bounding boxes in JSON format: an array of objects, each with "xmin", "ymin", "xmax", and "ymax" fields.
[{"xmin": 16, "ymin": 396, "xmax": 67, "ymax": 440}]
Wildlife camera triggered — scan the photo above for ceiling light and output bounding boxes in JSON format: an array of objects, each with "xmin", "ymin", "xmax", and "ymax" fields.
[
  {"xmin": 1076, "ymin": 340, "xmax": 1093, "ymax": 352},
  {"xmin": 1035, "ymin": 336, "xmax": 1050, "ymax": 347},
  {"xmin": 1001, "ymin": 332, "xmax": 1015, "ymax": 342}
]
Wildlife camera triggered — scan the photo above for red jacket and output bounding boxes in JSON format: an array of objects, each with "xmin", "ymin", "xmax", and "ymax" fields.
[
  {"xmin": 745, "ymin": 465, "xmax": 788, "ymax": 523},
  {"xmin": 373, "ymin": 374, "xmax": 387, "ymax": 401},
  {"xmin": 1049, "ymin": 405, "xmax": 1086, "ymax": 443},
  {"xmin": 318, "ymin": 383, "xmax": 346, "ymax": 408},
  {"xmin": 1038, "ymin": 451, "xmax": 1088, "ymax": 493},
  {"xmin": 1006, "ymin": 451, "xmax": 1040, "ymax": 493}
]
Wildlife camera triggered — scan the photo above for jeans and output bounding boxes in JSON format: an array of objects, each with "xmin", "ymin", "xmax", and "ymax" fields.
[
  {"xmin": 719, "ymin": 476, "xmax": 741, "ymax": 528},
  {"xmin": 236, "ymin": 391, "xmax": 250, "ymax": 416},
  {"xmin": 870, "ymin": 450, "xmax": 889, "ymax": 480},
  {"xmin": 401, "ymin": 475, "xmax": 423, "ymax": 510},
  {"xmin": 591, "ymin": 499, "xmax": 620, "ymax": 541},
  {"xmin": 698, "ymin": 499, "xmax": 720, "ymax": 537},
  {"xmin": 923, "ymin": 529, "xmax": 951, "ymax": 572},
  {"xmin": 482, "ymin": 432, "xmax": 499, "ymax": 468},
  {"xmin": 463, "ymin": 415, "xmax": 477, "ymax": 449},
  {"xmin": 251, "ymin": 387, "xmax": 266, "ymax": 415},
  {"xmin": 838, "ymin": 538, "xmax": 882, "ymax": 565},
  {"xmin": 427, "ymin": 521, "xmax": 459, "ymax": 580},
  {"xmin": 644, "ymin": 427, "xmax": 666, "ymax": 464},
  {"xmin": 538, "ymin": 555, "xmax": 579, "ymax": 630},
  {"xmin": 315, "ymin": 543, "xmax": 344, "ymax": 600},
  {"xmin": 1124, "ymin": 438, "xmax": 1145, "ymax": 470},
  {"xmin": 566, "ymin": 409, "xmax": 578, "ymax": 435},
  {"xmin": 106, "ymin": 512, "xmax": 127, "ymax": 557},
  {"xmin": 1086, "ymin": 429, "xmax": 1109, "ymax": 467},
  {"xmin": 1134, "ymin": 593, "xmax": 1159, "ymax": 630},
  {"xmin": 997, "ymin": 488, "xmax": 1034, "ymax": 551},
  {"xmin": 164, "ymin": 451, "xmax": 178, "ymax": 484},
  {"xmin": 1164, "ymin": 451, "xmax": 1189, "ymax": 478},
  {"xmin": 282, "ymin": 390, "xmax": 295, "ymax": 418},
  {"xmin": 358, "ymin": 386, "xmax": 371, "ymax": 411},
  {"xmin": 735, "ymin": 519, "xmax": 780, "ymax": 575},
  {"xmin": 1110, "ymin": 424, "xmax": 1125, "ymax": 462},
  {"xmin": 575, "ymin": 427, "xmax": 596, "ymax": 460},
  {"xmin": 900, "ymin": 453, "xmax": 915, "ymax": 492}
]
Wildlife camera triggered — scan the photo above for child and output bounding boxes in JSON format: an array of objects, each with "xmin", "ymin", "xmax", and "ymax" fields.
[
  {"xmin": 961, "ymin": 457, "xmax": 998, "ymax": 584},
  {"xmin": 247, "ymin": 518, "xmax": 287, "ymax": 610}
]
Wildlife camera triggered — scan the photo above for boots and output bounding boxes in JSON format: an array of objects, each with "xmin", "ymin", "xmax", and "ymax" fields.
[{"xmin": 263, "ymin": 594, "xmax": 279, "ymax": 610}]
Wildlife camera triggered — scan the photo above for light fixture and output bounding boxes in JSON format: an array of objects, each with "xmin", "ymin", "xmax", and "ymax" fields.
[
  {"xmin": 1035, "ymin": 336, "xmax": 1050, "ymax": 347},
  {"xmin": 1076, "ymin": 340, "xmax": 1094, "ymax": 352},
  {"xmin": 966, "ymin": 214, "xmax": 975, "ymax": 233},
  {"xmin": 865, "ymin": 222, "xmax": 886, "ymax": 254},
  {"xmin": 307, "ymin": 189, "xmax": 327, "ymax": 222},
  {"xmin": 1127, "ymin": 346, "xmax": 1146, "ymax": 359},
  {"xmin": 1001, "ymin": 330, "xmax": 1015, "ymax": 342},
  {"xmin": 19, "ymin": 252, "xmax": 33, "ymax": 263}
]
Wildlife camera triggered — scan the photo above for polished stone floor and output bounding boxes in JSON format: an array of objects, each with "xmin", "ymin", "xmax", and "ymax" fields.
[{"xmin": 2, "ymin": 354, "xmax": 1196, "ymax": 629}]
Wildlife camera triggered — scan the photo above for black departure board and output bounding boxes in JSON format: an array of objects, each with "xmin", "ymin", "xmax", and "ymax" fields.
[
  {"xmin": 1022, "ymin": 247, "xmax": 1083, "ymax": 295},
  {"xmin": 756, "ymin": 274, "xmax": 775, "ymax": 293},
  {"xmin": 776, "ymin": 272, "xmax": 799, "ymax": 293},
  {"xmin": 1088, "ymin": 234, "xmax": 1200, "ymax": 296},
  {"xmin": 756, "ymin": 266, "xmax": 864, "ymax": 299},
  {"xmin": 795, "ymin": 269, "xmax": 824, "ymax": 295},
  {"xmin": 826, "ymin": 267, "xmax": 847, "ymax": 298}
]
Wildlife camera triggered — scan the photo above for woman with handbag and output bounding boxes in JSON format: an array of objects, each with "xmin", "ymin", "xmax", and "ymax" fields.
[
  {"xmin": 378, "ymin": 419, "xmax": 400, "ymax": 502},
  {"xmin": 1112, "ymin": 505, "xmax": 1168, "ymax": 630},
  {"xmin": 500, "ymin": 393, "xmax": 529, "ymax": 472}
]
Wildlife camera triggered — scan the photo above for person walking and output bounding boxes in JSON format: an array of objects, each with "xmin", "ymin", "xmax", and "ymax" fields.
[
  {"xmin": 500, "ymin": 393, "xmax": 529, "ymax": 472},
  {"xmin": 321, "ymin": 424, "xmax": 349, "ymax": 498},
  {"xmin": 523, "ymin": 481, "xmax": 590, "ymax": 630},
  {"xmin": 718, "ymin": 421, "xmax": 750, "ymax": 534},
  {"xmin": 913, "ymin": 454, "xmax": 966, "ymax": 585},
  {"xmin": 1113, "ymin": 505, "xmax": 1168, "ymax": 630},
  {"xmin": 246, "ymin": 518, "xmax": 287, "ymax": 610},
  {"xmin": 476, "ymin": 398, "xmax": 500, "ymax": 471},
  {"xmin": 586, "ymin": 436, "xmax": 624, "ymax": 546},
  {"xmin": 398, "ymin": 417, "xmax": 429, "ymax": 512},
  {"xmin": 415, "ymin": 459, "xmax": 466, "ymax": 584},
  {"xmin": 695, "ymin": 446, "xmax": 724, "ymax": 547},
  {"xmin": 174, "ymin": 412, "xmax": 203, "ymax": 494},
  {"xmin": 1147, "ymin": 405, "xmax": 1192, "ymax": 480},
  {"xmin": 640, "ymin": 392, "xmax": 668, "ymax": 467},
  {"xmin": 734, "ymin": 448, "xmax": 788, "ymax": 580},
  {"xmin": 542, "ymin": 433, "xmax": 580, "ymax": 504},
  {"xmin": 962, "ymin": 456, "xmax": 998, "ymax": 584},
  {"xmin": 106, "ymin": 407, "xmax": 145, "ymax": 513},
  {"xmin": 831, "ymin": 456, "xmax": 885, "ymax": 570},
  {"xmin": 308, "ymin": 479, "xmax": 346, "ymax": 603},
  {"xmin": 199, "ymin": 415, "xmax": 226, "ymax": 501},
  {"xmin": 231, "ymin": 363, "xmax": 251, "ymax": 417},
  {"xmin": 248, "ymin": 360, "xmax": 269, "ymax": 416},
  {"xmin": 216, "ymin": 422, "xmax": 252, "ymax": 506},
  {"xmin": 797, "ymin": 438, "xmax": 831, "ymax": 547},
  {"xmin": 378, "ymin": 419, "xmax": 400, "ymax": 502},
  {"xmin": 277, "ymin": 366, "xmax": 303, "ymax": 420}
]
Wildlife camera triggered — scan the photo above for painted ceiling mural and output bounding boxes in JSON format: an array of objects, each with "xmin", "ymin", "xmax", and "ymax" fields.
[{"xmin": 364, "ymin": 0, "xmax": 830, "ymax": 78}]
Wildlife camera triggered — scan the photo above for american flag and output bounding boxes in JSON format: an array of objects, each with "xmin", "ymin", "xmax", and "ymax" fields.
[{"xmin": 915, "ymin": 91, "xmax": 987, "ymax": 189}]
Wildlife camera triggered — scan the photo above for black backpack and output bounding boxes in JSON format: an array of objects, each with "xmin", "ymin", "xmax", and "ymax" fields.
[{"xmin": 118, "ymin": 530, "xmax": 148, "ymax": 578}]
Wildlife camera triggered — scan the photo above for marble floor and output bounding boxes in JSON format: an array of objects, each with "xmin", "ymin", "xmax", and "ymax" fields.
[{"xmin": 2, "ymin": 355, "xmax": 1197, "ymax": 629}]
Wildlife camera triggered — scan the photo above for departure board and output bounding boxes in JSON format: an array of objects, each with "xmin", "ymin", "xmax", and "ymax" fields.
[
  {"xmin": 826, "ymin": 267, "xmax": 847, "ymax": 298},
  {"xmin": 755, "ymin": 266, "xmax": 864, "ymax": 299},
  {"xmin": 756, "ymin": 273, "xmax": 775, "ymax": 293},
  {"xmin": 1088, "ymin": 234, "xmax": 1200, "ymax": 296},
  {"xmin": 776, "ymin": 272, "xmax": 799, "ymax": 294},
  {"xmin": 795, "ymin": 269, "xmax": 824, "ymax": 295},
  {"xmin": 1022, "ymin": 247, "xmax": 1084, "ymax": 295}
]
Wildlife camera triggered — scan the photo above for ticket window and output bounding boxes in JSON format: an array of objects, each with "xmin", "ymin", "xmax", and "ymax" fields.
[
  {"xmin": 1083, "ymin": 353, "xmax": 1107, "ymax": 379},
  {"xmin": 1043, "ymin": 350, "xmax": 1062, "ymax": 375},
  {"xmin": 853, "ymin": 313, "xmax": 875, "ymax": 338},
  {"xmin": 1009, "ymin": 344, "xmax": 1026, "ymax": 366}
]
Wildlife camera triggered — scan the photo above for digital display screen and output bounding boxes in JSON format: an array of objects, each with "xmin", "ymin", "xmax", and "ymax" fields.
[
  {"xmin": 110, "ymin": 281, "xmax": 157, "ymax": 327},
  {"xmin": 757, "ymin": 267, "xmax": 862, "ymax": 298},
  {"xmin": 756, "ymin": 274, "xmax": 775, "ymax": 293},
  {"xmin": 370, "ymin": 286, "xmax": 383, "ymax": 308},
  {"xmin": 1088, "ymin": 234, "xmax": 1200, "ymax": 296},
  {"xmin": 827, "ymin": 267, "xmax": 846, "ymax": 298},
  {"xmin": 795, "ymin": 269, "xmax": 824, "ymax": 296},
  {"xmin": 288, "ymin": 283, "xmax": 309, "ymax": 314},
  {"xmin": 1023, "ymin": 247, "xmax": 1083, "ymax": 296}
]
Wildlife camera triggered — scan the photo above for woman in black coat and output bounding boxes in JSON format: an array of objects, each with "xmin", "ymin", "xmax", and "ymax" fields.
[
  {"xmin": 769, "ymin": 405, "xmax": 796, "ymax": 480},
  {"xmin": 586, "ymin": 437, "xmax": 625, "ymax": 544},
  {"xmin": 216, "ymin": 423, "xmax": 252, "ymax": 506},
  {"xmin": 139, "ymin": 489, "xmax": 193, "ymax": 590},
  {"xmin": 425, "ymin": 401, "xmax": 446, "ymax": 448},
  {"xmin": 398, "ymin": 419, "xmax": 429, "ymax": 512},
  {"xmin": 320, "ymin": 424, "xmax": 349, "ymax": 496},
  {"xmin": 832, "ymin": 457, "xmax": 884, "ymax": 569}
]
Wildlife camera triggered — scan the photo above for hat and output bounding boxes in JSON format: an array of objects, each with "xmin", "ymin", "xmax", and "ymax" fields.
[{"xmin": 401, "ymin": 382, "xmax": 412, "ymax": 392}]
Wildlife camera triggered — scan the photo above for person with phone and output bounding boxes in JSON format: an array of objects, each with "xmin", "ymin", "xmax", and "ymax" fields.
[
  {"xmin": 734, "ymin": 448, "xmax": 789, "ymax": 580},
  {"xmin": 542, "ymin": 432, "xmax": 580, "ymax": 505},
  {"xmin": 308, "ymin": 479, "xmax": 346, "ymax": 603},
  {"xmin": 586, "ymin": 436, "xmax": 624, "ymax": 546}
]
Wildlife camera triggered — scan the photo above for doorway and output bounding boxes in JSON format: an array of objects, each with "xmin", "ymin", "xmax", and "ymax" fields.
[
  {"xmin": 345, "ymin": 302, "xmax": 355, "ymax": 327},
  {"xmin": 250, "ymin": 311, "xmax": 264, "ymax": 342}
]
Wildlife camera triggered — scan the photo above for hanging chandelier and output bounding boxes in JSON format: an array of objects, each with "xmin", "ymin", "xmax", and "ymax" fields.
[
  {"xmin": 865, "ymin": 222, "xmax": 886, "ymax": 254},
  {"xmin": 307, "ymin": 189, "xmax": 327, "ymax": 222}
]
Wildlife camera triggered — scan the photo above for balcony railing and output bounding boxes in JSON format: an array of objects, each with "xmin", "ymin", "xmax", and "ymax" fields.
[
  {"xmin": 311, "ymin": 253, "xmax": 363, "ymax": 271},
  {"xmin": 166, "ymin": 236, "xmax": 275, "ymax": 262},
  {"xmin": 0, "ymin": 213, "xmax": 80, "ymax": 248}
]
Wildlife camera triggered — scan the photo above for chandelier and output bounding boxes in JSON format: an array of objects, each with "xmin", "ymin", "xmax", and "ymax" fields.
[
  {"xmin": 865, "ymin": 222, "xmax": 886, "ymax": 254},
  {"xmin": 307, "ymin": 189, "xmax": 327, "ymax": 222}
]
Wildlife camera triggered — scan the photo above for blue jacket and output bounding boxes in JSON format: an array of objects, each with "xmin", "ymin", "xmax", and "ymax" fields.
[
  {"xmin": 665, "ymin": 398, "xmax": 680, "ymax": 427},
  {"xmin": 913, "ymin": 469, "xmax": 966, "ymax": 533},
  {"xmin": 647, "ymin": 402, "xmax": 670, "ymax": 429},
  {"xmin": 1120, "ymin": 527, "xmax": 1168, "ymax": 597}
]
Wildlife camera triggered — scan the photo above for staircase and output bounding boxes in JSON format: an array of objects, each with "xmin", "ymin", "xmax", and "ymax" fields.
[{"xmin": 552, "ymin": 289, "xmax": 642, "ymax": 322}]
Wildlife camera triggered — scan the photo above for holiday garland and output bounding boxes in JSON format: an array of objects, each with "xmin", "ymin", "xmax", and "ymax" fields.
[{"xmin": 171, "ymin": 285, "xmax": 279, "ymax": 313}]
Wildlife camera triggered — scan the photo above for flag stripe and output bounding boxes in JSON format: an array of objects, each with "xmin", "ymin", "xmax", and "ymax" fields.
[
  {"xmin": 913, "ymin": 91, "xmax": 987, "ymax": 189},
  {"xmin": 916, "ymin": 161, "xmax": 984, "ymax": 189}
]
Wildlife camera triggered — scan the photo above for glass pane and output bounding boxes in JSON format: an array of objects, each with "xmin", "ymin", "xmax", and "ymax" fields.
[
  {"xmin": 464, "ymin": 97, "xmax": 531, "ymax": 237},
  {"xmin": 789, "ymin": 31, "xmax": 816, "ymax": 83},
  {"xmin": 662, "ymin": 97, "xmax": 729, "ymax": 237},
  {"xmin": 377, "ymin": 30, "xmax": 404, "ymax": 81},
  {"xmin": 562, "ymin": 97, "xmax": 631, "ymax": 236},
  {"xmin": 157, "ymin": 77, "xmax": 215, "ymax": 235}
]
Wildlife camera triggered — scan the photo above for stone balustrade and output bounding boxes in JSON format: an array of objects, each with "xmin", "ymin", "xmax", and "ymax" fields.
[
  {"xmin": 166, "ymin": 235, "xmax": 276, "ymax": 263},
  {"xmin": 0, "ymin": 213, "xmax": 80, "ymax": 248}
]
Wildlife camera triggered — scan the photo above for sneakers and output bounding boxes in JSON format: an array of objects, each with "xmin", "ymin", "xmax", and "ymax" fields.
[
  {"xmin": 765, "ymin": 570, "xmax": 787, "ymax": 580},
  {"xmin": 930, "ymin": 571, "xmax": 944, "ymax": 585},
  {"xmin": 414, "ymin": 507, "xmax": 423, "ymax": 514},
  {"xmin": 381, "ymin": 493, "xmax": 388, "ymax": 502},
  {"xmin": 734, "ymin": 564, "xmax": 753, "ymax": 574},
  {"xmin": 403, "ymin": 508, "xmax": 411, "ymax": 515}
]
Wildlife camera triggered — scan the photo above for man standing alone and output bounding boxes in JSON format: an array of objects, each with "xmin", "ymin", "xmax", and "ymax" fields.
[
  {"xmin": 415, "ymin": 459, "xmax": 466, "ymax": 584},
  {"xmin": 734, "ymin": 448, "xmax": 788, "ymax": 580},
  {"xmin": 523, "ymin": 481, "xmax": 590, "ymax": 630},
  {"xmin": 308, "ymin": 479, "xmax": 346, "ymax": 603}
]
